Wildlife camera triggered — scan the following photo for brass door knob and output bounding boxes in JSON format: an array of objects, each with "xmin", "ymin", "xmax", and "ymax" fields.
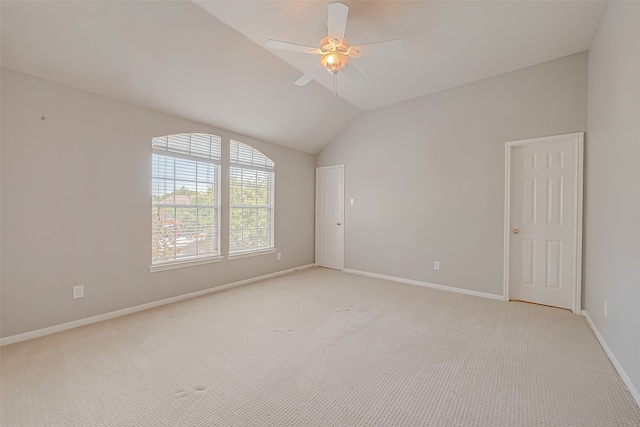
[{"xmin": 513, "ymin": 228, "xmax": 520, "ymax": 234}]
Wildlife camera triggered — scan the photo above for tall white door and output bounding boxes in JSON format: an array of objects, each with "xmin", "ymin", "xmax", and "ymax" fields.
[
  {"xmin": 506, "ymin": 133, "xmax": 583, "ymax": 312},
  {"xmin": 316, "ymin": 165, "xmax": 344, "ymax": 270}
]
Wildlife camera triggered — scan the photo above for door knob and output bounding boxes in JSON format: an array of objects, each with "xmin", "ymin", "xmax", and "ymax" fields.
[
  {"xmin": 513, "ymin": 228, "xmax": 520, "ymax": 234},
  {"xmin": 337, "ymin": 222, "xmax": 341, "ymax": 226}
]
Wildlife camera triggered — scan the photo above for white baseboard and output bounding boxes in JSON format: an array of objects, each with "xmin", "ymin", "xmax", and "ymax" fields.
[
  {"xmin": 0, "ymin": 264, "xmax": 316, "ymax": 347},
  {"xmin": 582, "ymin": 310, "xmax": 640, "ymax": 408},
  {"xmin": 342, "ymin": 268, "xmax": 503, "ymax": 301}
]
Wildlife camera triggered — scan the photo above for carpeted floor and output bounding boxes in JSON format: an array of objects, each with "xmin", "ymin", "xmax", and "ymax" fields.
[{"xmin": 2, "ymin": 267, "xmax": 639, "ymax": 426}]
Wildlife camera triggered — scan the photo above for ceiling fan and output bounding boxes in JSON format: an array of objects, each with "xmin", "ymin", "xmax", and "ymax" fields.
[{"xmin": 266, "ymin": 2, "xmax": 403, "ymax": 93}]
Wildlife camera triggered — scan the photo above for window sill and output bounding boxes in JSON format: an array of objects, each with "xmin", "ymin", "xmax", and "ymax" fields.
[
  {"xmin": 228, "ymin": 248, "xmax": 276, "ymax": 261},
  {"xmin": 149, "ymin": 255, "xmax": 224, "ymax": 272}
]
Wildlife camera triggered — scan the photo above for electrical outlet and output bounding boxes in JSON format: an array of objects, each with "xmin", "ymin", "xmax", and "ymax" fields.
[
  {"xmin": 73, "ymin": 285, "xmax": 84, "ymax": 299},
  {"xmin": 434, "ymin": 261, "xmax": 440, "ymax": 271},
  {"xmin": 604, "ymin": 301, "xmax": 608, "ymax": 318},
  {"xmin": 276, "ymin": 252, "xmax": 282, "ymax": 260}
]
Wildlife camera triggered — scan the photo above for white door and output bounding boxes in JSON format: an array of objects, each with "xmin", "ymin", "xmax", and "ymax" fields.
[
  {"xmin": 505, "ymin": 133, "xmax": 583, "ymax": 312},
  {"xmin": 316, "ymin": 165, "xmax": 344, "ymax": 270}
]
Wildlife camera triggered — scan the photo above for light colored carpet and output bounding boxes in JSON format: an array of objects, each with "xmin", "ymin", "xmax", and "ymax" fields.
[{"xmin": 2, "ymin": 267, "xmax": 639, "ymax": 426}]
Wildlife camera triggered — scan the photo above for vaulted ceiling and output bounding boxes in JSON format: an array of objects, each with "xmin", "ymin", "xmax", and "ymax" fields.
[{"xmin": 1, "ymin": 1, "xmax": 607, "ymax": 154}]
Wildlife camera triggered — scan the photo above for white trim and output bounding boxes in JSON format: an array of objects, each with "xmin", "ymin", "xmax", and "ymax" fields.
[
  {"xmin": 149, "ymin": 255, "xmax": 224, "ymax": 272},
  {"xmin": 503, "ymin": 143, "xmax": 511, "ymax": 302},
  {"xmin": 228, "ymin": 248, "xmax": 276, "ymax": 261},
  {"xmin": 574, "ymin": 138, "xmax": 584, "ymax": 314},
  {"xmin": 503, "ymin": 132, "xmax": 584, "ymax": 314},
  {"xmin": 0, "ymin": 264, "xmax": 316, "ymax": 347},
  {"xmin": 342, "ymin": 268, "xmax": 503, "ymax": 301},
  {"xmin": 582, "ymin": 310, "xmax": 640, "ymax": 408}
]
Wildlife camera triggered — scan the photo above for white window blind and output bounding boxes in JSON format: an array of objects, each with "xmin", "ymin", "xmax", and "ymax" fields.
[
  {"xmin": 229, "ymin": 140, "xmax": 275, "ymax": 254},
  {"xmin": 152, "ymin": 133, "xmax": 222, "ymax": 161},
  {"xmin": 152, "ymin": 134, "xmax": 221, "ymax": 265}
]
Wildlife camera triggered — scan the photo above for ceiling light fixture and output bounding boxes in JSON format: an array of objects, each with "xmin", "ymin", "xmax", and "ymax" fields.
[
  {"xmin": 319, "ymin": 51, "xmax": 348, "ymax": 74},
  {"xmin": 318, "ymin": 37, "xmax": 350, "ymax": 94}
]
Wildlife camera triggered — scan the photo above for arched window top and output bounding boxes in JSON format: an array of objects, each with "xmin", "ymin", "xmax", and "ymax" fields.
[
  {"xmin": 230, "ymin": 139, "xmax": 274, "ymax": 170},
  {"xmin": 152, "ymin": 133, "xmax": 221, "ymax": 162}
]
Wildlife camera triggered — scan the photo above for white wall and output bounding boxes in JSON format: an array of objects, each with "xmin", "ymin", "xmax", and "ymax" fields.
[
  {"xmin": 584, "ymin": 1, "xmax": 640, "ymax": 398},
  {"xmin": 0, "ymin": 69, "xmax": 315, "ymax": 338},
  {"xmin": 317, "ymin": 52, "xmax": 588, "ymax": 296}
]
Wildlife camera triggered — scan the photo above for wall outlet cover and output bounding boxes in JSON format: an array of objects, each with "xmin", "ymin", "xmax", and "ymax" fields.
[{"xmin": 73, "ymin": 285, "xmax": 84, "ymax": 299}]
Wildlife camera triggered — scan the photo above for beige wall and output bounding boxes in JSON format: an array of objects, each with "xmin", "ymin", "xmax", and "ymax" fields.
[
  {"xmin": 317, "ymin": 52, "xmax": 588, "ymax": 296},
  {"xmin": 0, "ymin": 69, "xmax": 315, "ymax": 338},
  {"xmin": 584, "ymin": 1, "xmax": 640, "ymax": 397}
]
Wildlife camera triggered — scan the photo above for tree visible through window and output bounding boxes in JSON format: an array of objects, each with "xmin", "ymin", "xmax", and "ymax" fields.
[
  {"xmin": 151, "ymin": 133, "xmax": 221, "ymax": 264},
  {"xmin": 229, "ymin": 140, "xmax": 275, "ymax": 254}
]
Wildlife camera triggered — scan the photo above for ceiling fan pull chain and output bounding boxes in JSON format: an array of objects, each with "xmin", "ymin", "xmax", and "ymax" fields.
[{"xmin": 334, "ymin": 73, "xmax": 338, "ymax": 95}]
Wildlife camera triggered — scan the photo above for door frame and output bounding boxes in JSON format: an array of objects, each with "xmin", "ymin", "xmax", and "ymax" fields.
[
  {"xmin": 315, "ymin": 164, "xmax": 345, "ymax": 270},
  {"xmin": 503, "ymin": 133, "xmax": 584, "ymax": 313}
]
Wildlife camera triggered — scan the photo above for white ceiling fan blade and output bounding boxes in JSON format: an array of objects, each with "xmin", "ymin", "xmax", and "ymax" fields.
[
  {"xmin": 327, "ymin": 2, "xmax": 349, "ymax": 43},
  {"xmin": 341, "ymin": 62, "xmax": 367, "ymax": 86},
  {"xmin": 295, "ymin": 64, "xmax": 323, "ymax": 86},
  {"xmin": 348, "ymin": 40, "xmax": 404, "ymax": 58},
  {"xmin": 266, "ymin": 39, "xmax": 321, "ymax": 55}
]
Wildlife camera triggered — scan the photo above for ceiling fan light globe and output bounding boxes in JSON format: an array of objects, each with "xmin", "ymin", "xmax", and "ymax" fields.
[{"xmin": 320, "ymin": 52, "xmax": 348, "ymax": 73}]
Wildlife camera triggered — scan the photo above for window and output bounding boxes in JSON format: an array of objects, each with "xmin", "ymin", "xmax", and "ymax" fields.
[
  {"xmin": 151, "ymin": 133, "xmax": 221, "ymax": 267},
  {"xmin": 229, "ymin": 140, "xmax": 275, "ymax": 255}
]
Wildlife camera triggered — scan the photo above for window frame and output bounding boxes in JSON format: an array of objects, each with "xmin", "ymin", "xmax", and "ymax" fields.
[
  {"xmin": 150, "ymin": 133, "xmax": 223, "ymax": 272},
  {"xmin": 228, "ymin": 139, "xmax": 276, "ymax": 258}
]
